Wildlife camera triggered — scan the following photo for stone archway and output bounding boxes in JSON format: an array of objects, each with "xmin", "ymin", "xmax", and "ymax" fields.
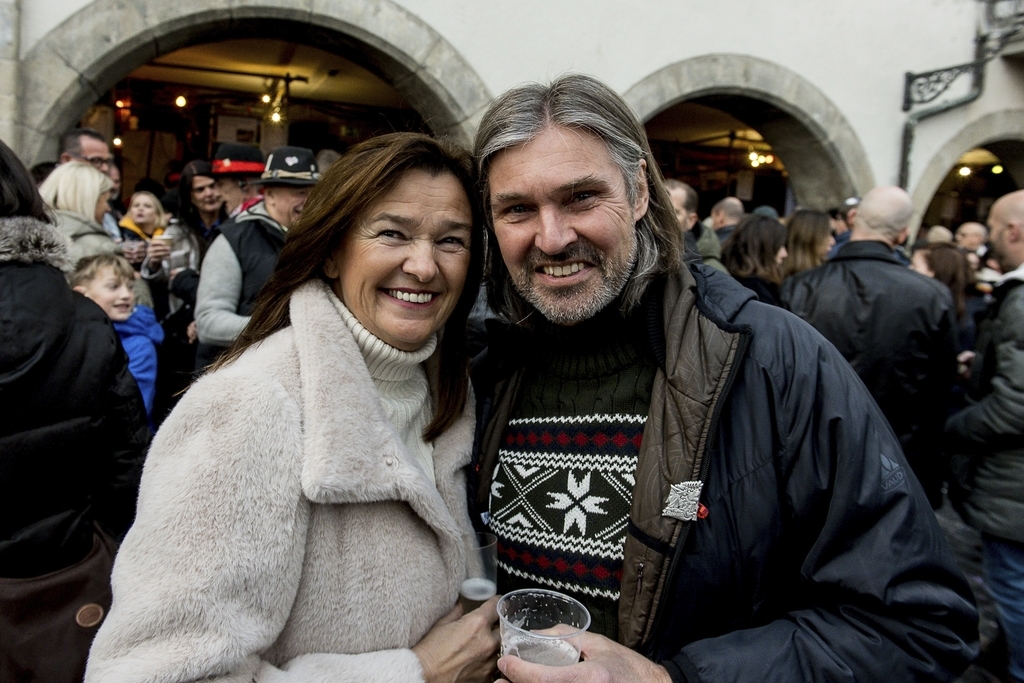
[
  {"xmin": 625, "ymin": 54, "xmax": 874, "ymax": 211},
  {"xmin": 16, "ymin": 0, "xmax": 492, "ymax": 164},
  {"xmin": 910, "ymin": 109, "xmax": 1024, "ymax": 229}
]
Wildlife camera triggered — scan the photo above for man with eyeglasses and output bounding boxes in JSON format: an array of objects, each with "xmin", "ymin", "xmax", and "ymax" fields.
[{"xmin": 59, "ymin": 128, "xmax": 115, "ymax": 173}]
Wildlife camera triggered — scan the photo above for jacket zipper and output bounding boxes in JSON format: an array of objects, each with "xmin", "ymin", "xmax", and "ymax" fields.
[{"xmin": 640, "ymin": 330, "xmax": 752, "ymax": 654}]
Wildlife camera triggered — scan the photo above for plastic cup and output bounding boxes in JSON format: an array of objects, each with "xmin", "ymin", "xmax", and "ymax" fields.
[
  {"xmin": 459, "ymin": 533, "xmax": 497, "ymax": 611},
  {"xmin": 497, "ymin": 588, "xmax": 590, "ymax": 667}
]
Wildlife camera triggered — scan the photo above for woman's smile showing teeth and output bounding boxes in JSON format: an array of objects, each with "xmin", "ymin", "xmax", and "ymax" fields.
[
  {"xmin": 386, "ymin": 289, "xmax": 435, "ymax": 304},
  {"xmin": 541, "ymin": 262, "xmax": 585, "ymax": 277},
  {"xmin": 324, "ymin": 169, "xmax": 472, "ymax": 351}
]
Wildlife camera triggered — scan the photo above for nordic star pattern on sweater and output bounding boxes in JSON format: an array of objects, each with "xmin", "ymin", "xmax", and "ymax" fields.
[{"xmin": 489, "ymin": 413, "xmax": 646, "ymax": 601}]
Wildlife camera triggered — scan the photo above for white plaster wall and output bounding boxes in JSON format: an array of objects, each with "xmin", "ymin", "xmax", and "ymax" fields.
[
  {"xmin": 397, "ymin": 0, "xmax": 982, "ymax": 188},
  {"xmin": 20, "ymin": 0, "xmax": 90, "ymax": 56},
  {"xmin": 19, "ymin": 0, "xmax": 1019, "ymax": 191}
]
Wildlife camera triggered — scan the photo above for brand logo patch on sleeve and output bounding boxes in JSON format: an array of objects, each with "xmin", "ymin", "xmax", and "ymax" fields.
[{"xmin": 880, "ymin": 453, "xmax": 906, "ymax": 492}]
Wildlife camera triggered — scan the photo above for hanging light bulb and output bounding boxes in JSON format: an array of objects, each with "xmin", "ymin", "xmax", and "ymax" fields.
[
  {"xmin": 992, "ymin": 164, "xmax": 1004, "ymax": 174},
  {"xmin": 748, "ymin": 151, "xmax": 758, "ymax": 161},
  {"xmin": 175, "ymin": 95, "xmax": 187, "ymax": 108},
  {"xmin": 112, "ymin": 137, "xmax": 122, "ymax": 147},
  {"xmin": 958, "ymin": 166, "xmax": 971, "ymax": 176},
  {"xmin": 765, "ymin": 154, "xmax": 774, "ymax": 164},
  {"xmin": 261, "ymin": 94, "xmax": 271, "ymax": 104},
  {"xmin": 271, "ymin": 111, "xmax": 282, "ymax": 123}
]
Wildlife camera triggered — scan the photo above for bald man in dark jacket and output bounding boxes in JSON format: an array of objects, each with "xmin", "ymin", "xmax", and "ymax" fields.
[{"xmin": 781, "ymin": 186, "xmax": 958, "ymax": 508}]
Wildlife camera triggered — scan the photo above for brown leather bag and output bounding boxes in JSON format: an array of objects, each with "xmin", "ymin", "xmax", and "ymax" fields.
[{"xmin": 0, "ymin": 527, "xmax": 117, "ymax": 683}]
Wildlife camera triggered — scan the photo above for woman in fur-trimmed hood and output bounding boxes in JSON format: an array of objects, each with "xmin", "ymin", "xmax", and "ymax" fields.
[
  {"xmin": 0, "ymin": 139, "xmax": 150, "ymax": 683},
  {"xmin": 86, "ymin": 134, "xmax": 499, "ymax": 683},
  {"xmin": 0, "ymin": 152, "xmax": 150, "ymax": 579}
]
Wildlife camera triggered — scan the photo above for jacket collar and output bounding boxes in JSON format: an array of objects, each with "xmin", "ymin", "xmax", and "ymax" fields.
[
  {"xmin": 117, "ymin": 216, "xmax": 165, "ymax": 241},
  {"xmin": 830, "ymin": 239, "xmax": 901, "ymax": 264},
  {"xmin": 56, "ymin": 209, "xmax": 106, "ymax": 239},
  {"xmin": 236, "ymin": 199, "xmax": 286, "ymax": 236},
  {"xmin": 0, "ymin": 216, "xmax": 73, "ymax": 271},
  {"xmin": 287, "ymin": 280, "xmax": 473, "ymax": 542}
]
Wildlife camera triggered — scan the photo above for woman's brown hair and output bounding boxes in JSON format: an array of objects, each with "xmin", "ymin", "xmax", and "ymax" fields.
[
  {"xmin": 914, "ymin": 242, "xmax": 970, "ymax": 319},
  {"xmin": 783, "ymin": 209, "xmax": 832, "ymax": 278},
  {"xmin": 212, "ymin": 132, "xmax": 483, "ymax": 441},
  {"xmin": 721, "ymin": 214, "xmax": 788, "ymax": 285}
]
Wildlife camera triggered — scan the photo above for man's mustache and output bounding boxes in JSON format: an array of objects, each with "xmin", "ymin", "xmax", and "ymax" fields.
[{"xmin": 522, "ymin": 241, "xmax": 605, "ymax": 271}]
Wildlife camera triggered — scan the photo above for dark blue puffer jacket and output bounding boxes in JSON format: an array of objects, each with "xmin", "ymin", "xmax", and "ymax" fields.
[{"xmin": 472, "ymin": 263, "xmax": 978, "ymax": 683}]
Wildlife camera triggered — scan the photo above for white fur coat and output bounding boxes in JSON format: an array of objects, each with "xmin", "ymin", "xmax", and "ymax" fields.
[{"xmin": 86, "ymin": 280, "xmax": 475, "ymax": 683}]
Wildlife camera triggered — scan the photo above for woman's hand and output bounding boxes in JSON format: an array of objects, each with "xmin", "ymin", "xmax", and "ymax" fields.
[
  {"xmin": 413, "ymin": 596, "xmax": 500, "ymax": 683},
  {"xmin": 147, "ymin": 239, "xmax": 171, "ymax": 263},
  {"xmin": 123, "ymin": 241, "xmax": 147, "ymax": 265}
]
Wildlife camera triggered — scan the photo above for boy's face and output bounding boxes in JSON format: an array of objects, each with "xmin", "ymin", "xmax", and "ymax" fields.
[{"xmin": 74, "ymin": 267, "xmax": 134, "ymax": 322}]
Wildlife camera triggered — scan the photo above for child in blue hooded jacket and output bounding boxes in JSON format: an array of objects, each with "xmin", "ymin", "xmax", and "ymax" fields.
[{"xmin": 72, "ymin": 254, "xmax": 164, "ymax": 423}]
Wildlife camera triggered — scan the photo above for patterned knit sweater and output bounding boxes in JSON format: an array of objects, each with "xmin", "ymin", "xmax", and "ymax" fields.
[{"xmin": 488, "ymin": 305, "xmax": 656, "ymax": 640}]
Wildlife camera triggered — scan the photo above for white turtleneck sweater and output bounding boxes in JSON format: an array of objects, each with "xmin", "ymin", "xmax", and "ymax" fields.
[{"xmin": 333, "ymin": 297, "xmax": 439, "ymax": 485}]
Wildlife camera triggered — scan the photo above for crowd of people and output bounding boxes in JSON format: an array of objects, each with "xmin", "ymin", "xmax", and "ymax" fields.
[{"xmin": 1, "ymin": 73, "xmax": 1022, "ymax": 683}]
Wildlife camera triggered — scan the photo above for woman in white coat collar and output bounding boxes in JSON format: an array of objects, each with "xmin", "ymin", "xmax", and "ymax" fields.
[{"xmin": 86, "ymin": 134, "xmax": 499, "ymax": 683}]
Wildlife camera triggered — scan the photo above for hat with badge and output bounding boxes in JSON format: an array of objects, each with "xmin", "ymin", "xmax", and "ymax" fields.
[
  {"xmin": 253, "ymin": 146, "xmax": 320, "ymax": 187},
  {"xmin": 211, "ymin": 144, "xmax": 265, "ymax": 177}
]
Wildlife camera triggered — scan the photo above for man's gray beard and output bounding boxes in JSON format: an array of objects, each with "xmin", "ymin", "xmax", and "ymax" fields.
[{"xmin": 511, "ymin": 235, "xmax": 638, "ymax": 325}]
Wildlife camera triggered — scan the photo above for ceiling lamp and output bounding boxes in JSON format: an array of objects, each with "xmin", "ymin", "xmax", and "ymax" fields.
[
  {"xmin": 748, "ymin": 149, "xmax": 774, "ymax": 168},
  {"xmin": 992, "ymin": 164, "xmax": 1004, "ymax": 174},
  {"xmin": 958, "ymin": 166, "xmax": 971, "ymax": 176},
  {"xmin": 175, "ymin": 95, "xmax": 187, "ymax": 108}
]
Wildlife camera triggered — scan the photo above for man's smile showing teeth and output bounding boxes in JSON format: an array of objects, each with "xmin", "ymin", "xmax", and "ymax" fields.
[
  {"xmin": 541, "ymin": 262, "xmax": 585, "ymax": 277},
  {"xmin": 387, "ymin": 289, "xmax": 435, "ymax": 303}
]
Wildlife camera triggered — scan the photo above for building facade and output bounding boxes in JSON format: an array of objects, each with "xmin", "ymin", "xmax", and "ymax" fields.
[{"xmin": 3, "ymin": 0, "xmax": 1024, "ymax": 226}]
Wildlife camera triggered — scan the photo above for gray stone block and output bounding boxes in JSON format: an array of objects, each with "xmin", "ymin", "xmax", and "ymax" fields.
[
  {"xmin": 625, "ymin": 54, "xmax": 875, "ymax": 205},
  {"xmin": 418, "ymin": 37, "xmax": 492, "ymax": 118},
  {"xmin": 231, "ymin": 0, "xmax": 313, "ymax": 24},
  {"xmin": 18, "ymin": 45, "xmax": 85, "ymax": 127},
  {"xmin": 311, "ymin": 0, "xmax": 436, "ymax": 65}
]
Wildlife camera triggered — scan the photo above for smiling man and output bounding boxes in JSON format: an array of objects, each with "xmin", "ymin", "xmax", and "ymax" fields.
[{"xmin": 470, "ymin": 74, "xmax": 978, "ymax": 683}]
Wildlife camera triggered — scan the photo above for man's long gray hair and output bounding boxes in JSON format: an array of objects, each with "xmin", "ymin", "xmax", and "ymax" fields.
[{"xmin": 474, "ymin": 73, "xmax": 683, "ymax": 326}]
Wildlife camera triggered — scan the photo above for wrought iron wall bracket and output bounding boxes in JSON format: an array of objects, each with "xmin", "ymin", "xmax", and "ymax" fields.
[
  {"xmin": 898, "ymin": 0, "xmax": 1024, "ymax": 189},
  {"xmin": 902, "ymin": 61, "xmax": 984, "ymax": 111}
]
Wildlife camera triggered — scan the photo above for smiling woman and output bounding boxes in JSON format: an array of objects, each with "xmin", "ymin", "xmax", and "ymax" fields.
[
  {"xmin": 85, "ymin": 134, "xmax": 497, "ymax": 683},
  {"xmin": 324, "ymin": 169, "xmax": 473, "ymax": 351}
]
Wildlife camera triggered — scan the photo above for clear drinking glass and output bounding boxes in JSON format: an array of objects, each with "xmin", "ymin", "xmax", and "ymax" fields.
[
  {"xmin": 497, "ymin": 588, "xmax": 591, "ymax": 666},
  {"xmin": 459, "ymin": 532, "xmax": 497, "ymax": 612}
]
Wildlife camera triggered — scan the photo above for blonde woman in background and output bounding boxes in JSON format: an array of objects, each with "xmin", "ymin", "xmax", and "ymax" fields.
[
  {"xmin": 39, "ymin": 163, "xmax": 154, "ymax": 308},
  {"xmin": 119, "ymin": 191, "xmax": 168, "ymax": 244},
  {"xmin": 39, "ymin": 162, "xmax": 116, "ymax": 264}
]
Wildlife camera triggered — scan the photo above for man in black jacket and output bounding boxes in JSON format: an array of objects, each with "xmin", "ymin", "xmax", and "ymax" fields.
[
  {"xmin": 780, "ymin": 186, "xmax": 958, "ymax": 508},
  {"xmin": 472, "ymin": 75, "xmax": 976, "ymax": 683},
  {"xmin": 946, "ymin": 190, "xmax": 1024, "ymax": 682}
]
